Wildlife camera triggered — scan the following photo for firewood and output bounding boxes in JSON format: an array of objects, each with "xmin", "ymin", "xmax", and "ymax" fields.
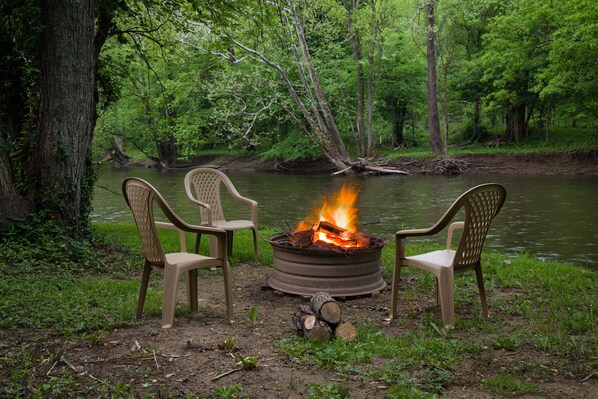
[
  {"xmin": 292, "ymin": 304, "xmax": 332, "ymax": 342},
  {"xmin": 334, "ymin": 321, "xmax": 357, "ymax": 341},
  {"xmin": 316, "ymin": 220, "xmax": 348, "ymax": 236},
  {"xmin": 310, "ymin": 292, "xmax": 342, "ymax": 325},
  {"xmin": 289, "ymin": 230, "xmax": 314, "ymax": 247},
  {"xmin": 306, "ymin": 321, "xmax": 333, "ymax": 342}
]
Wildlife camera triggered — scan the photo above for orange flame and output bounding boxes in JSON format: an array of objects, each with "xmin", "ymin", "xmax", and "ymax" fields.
[{"xmin": 294, "ymin": 180, "xmax": 368, "ymax": 248}]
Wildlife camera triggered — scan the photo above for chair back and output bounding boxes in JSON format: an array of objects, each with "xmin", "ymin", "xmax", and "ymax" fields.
[
  {"xmin": 453, "ymin": 184, "xmax": 506, "ymax": 269},
  {"xmin": 122, "ymin": 178, "xmax": 166, "ymax": 264},
  {"xmin": 185, "ymin": 168, "xmax": 227, "ymax": 224}
]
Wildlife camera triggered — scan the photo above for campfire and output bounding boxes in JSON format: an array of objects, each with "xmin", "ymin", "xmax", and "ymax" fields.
[
  {"xmin": 287, "ymin": 180, "xmax": 370, "ymax": 251},
  {"xmin": 268, "ymin": 180, "xmax": 387, "ymax": 297}
]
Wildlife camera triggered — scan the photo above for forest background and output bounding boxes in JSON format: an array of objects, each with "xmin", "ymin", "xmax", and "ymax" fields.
[{"xmin": 1, "ymin": 0, "xmax": 597, "ymax": 235}]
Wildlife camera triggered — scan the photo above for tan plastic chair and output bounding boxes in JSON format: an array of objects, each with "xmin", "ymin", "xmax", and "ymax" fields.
[
  {"xmin": 184, "ymin": 168, "xmax": 258, "ymax": 261},
  {"xmin": 390, "ymin": 183, "xmax": 506, "ymax": 328},
  {"xmin": 122, "ymin": 177, "xmax": 234, "ymax": 328}
]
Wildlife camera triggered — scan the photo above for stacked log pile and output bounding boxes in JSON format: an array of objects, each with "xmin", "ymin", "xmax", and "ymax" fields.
[{"xmin": 292, "ymin": 292, "xmax": 357, "ymax": 342}]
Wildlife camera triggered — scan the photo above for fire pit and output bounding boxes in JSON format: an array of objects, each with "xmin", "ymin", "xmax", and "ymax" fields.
[
  {"xmin": 267, "ymin": 179, "xmax": 387, "ymax": 297},
  {"xmin": 268, "ymin": 232, "xmax": 387, "ymax": 297}
]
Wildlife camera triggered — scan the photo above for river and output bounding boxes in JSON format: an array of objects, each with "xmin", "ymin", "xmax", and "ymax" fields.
[{"xmin": 92, "ymin": 167, "xmax": 598, "ymax": 268}]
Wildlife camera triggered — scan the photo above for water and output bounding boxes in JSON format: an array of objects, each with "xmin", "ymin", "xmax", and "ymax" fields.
[{"xmin": 93, "ymin": 167, "xmax": 598, "ymax": 268}]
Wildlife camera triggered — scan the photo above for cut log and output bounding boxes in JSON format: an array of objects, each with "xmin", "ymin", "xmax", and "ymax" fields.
[
  {"xmin": 310, "ymin": 292, "xmax": 342, "ymax": 325},
  {"xmin": 334, "ymin": 321, "xmax": 357, "ymax": 341},
  {"xmin": 306, "ymin": 321, "xmax": 333, "ymax": 342},
  {"xmin": 292, "ymin": 304, "xmax": 316, "ymax": 331},
  {"xmin": 289, "ymin": 230, "xmax": 314, "ymax": 247},
  {"xmin": 292, "ymin": 304, "xmax": 332, "ymax": 342}
]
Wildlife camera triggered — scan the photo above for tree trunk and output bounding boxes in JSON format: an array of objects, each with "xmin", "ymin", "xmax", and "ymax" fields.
[
  {"xmin": 343, "ymin": 0, "xmax": 366, "ymax": 158},
  {"xmin": 425, "ymin": 1, "xmax": 443, "ymax": 156},
  {"xmin": 32, "ymin": 0, "xmax": 95, "ymax": 233},
  {"xmin": 0, "ymin": 136, "xmax": 31, "ymax": 229},
  {"xmin": 513, "ymin": 103, "xmax": 526, "ymax": 144}
]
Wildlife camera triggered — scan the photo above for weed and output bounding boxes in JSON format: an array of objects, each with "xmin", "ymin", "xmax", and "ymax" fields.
[
  {"xmin": 249, "ymin": 306, "xmax": 260, "ymax": 326},
  {"xmin": 211, "ymin": 383, "xmax": 245, "ymax": 398},
  {"xmin": 307, "ymin": 381, "xmax": 349, "ymax": 399},
  {"xmin": 236, "ymin": 354, "xmax": 258, "ymax": 370},
  {"xmin": 483, "ymin": 374, "xmax": 539, "ymax": 395},
  {"xmin": 218, "ymin": 337, "xmax": 237, "ymax": 353}
]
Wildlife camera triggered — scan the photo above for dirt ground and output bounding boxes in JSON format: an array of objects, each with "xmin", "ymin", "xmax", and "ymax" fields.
[{"xmin": 9, "ymin": 263, "xmax": 594, "ymax": 399}]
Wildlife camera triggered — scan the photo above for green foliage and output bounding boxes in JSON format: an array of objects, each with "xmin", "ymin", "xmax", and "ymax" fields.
[
  {"xmin": 248, "ymin": 306, "xmax": 260, "ymax": 325},
  {"xmin": 483, "ymin": 374, "xmax": 539, "ymax": 395},
  {"xmin": 307, "ymin": 381, "xmax": 349, "ymax": 399},
  {"xmin": 210, "ymin": 383, "xmax": 245, "ymax": 399},
  {"xmin": 260, "ymin": 130, "xmax": 321, "ymax": 162}
]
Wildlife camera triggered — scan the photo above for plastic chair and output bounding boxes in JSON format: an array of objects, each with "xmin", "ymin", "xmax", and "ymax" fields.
[
  {"xmin": 122, "ymin": 177, "xmax": 234, "ymax": 328},
  {"xmin": 184, "ymin": 168, "xmax": 258, "ymax": 261},
  {"xmin": 390, "ymin": 183, "xmax": 506, "ymax": 328}
]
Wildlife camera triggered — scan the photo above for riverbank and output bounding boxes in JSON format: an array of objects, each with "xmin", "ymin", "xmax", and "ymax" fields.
[{"xmin": 149, "ymin": 150, "xmax": 598, "ymax": 176}]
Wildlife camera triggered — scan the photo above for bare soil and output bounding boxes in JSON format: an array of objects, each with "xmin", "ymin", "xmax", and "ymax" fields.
[{"xmin": 6, "ymin": 263, "xmax": 595, "ymax": 398}]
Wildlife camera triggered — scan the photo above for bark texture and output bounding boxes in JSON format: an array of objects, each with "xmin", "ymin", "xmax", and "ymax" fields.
[
  {"xmin": 32, "ymin": 0, "xmax": 95, "ymax": 232},
  {"xmin": 425, "ymin": 1, "xmax": 443, "ymax": 156}
]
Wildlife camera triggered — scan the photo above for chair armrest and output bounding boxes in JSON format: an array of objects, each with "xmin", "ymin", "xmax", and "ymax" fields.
[
  {"xmin": 185, "ymin": 196, "xmax": 214, "ymax": 226},
  {"xmin": 223, "ymin": 182, "xmax": 258, "ymax": 225},
  {"xmin": 396, "ymin": 227, "xmax": 437, "ymax": 239},
  {"xmin": 155, "ymin": 221, "xmax": 188, "ymax": 252},
  {"xmin": 155, "ymin": 198, "xmax": 228, "ymax": 261},
  {"xmin": 446, "ymin": 222, "xmax": 464, "ymax": 249}
]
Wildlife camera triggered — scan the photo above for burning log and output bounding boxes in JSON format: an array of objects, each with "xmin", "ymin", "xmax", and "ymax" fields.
[
  {"xmin": 289, "ymin": 229, "xmax": 314, "ymax": 247},
  {"xmin": 316, "ymin": 220, "xmax": 348, "ymax": 236}
]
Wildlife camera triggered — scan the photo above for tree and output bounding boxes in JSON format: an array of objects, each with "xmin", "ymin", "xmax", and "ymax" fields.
[
  {"xmin": 0, "ymin": 0, "xmax": 239, "ymax": 234},
  {"xmin": 0, "ymin": 0, "xmax": 95, "ymax": 233},
  {"xmin": 423, "ymin": 0, "xmax": 444, "ymax": 155}
]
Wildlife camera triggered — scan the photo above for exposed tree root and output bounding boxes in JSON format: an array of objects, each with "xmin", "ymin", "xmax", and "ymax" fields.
[{"xmin": 419, "ymin": 157, "xmax": 468, "ymax": 175}]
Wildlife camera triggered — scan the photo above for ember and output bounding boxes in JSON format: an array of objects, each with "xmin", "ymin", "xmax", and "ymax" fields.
[{"xmin": 292, "ymin": 180, "xmax": 369, "ymax": 249}]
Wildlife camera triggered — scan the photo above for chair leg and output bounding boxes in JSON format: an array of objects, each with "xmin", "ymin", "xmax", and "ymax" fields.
[
  {"xmin": 162, "ymin": 267, "xmax": 179, "ymax": 328},
  {"xmin": 136, "ymin": 260, "xmax": 152, "ymax": 320},
  {"xmin": 222, "ymin": 261, "xmax": 234, "ymax": 324},
  {"xmin": 475, "ymin": 264, "xmax": 489, "ymax": 320},
  {"xmin": 390, "ymin": 263, "xmax": 402, "ymax": 319},
  {"xmin": 226, "ymin": 231, "xmax": 234, "ymax": 257},
  {"xmin": 187, "ymin": 269, "xmax": 198, "ymax": 311},
  {"xmin": 437, "ymin": 267, "xmax": 455, "ymax": 328},
  {"xmin": 252, "ymin": 228, "xmax": 259, "ymax": 262},
  {"xmin": 194, "ymin": 234, "xmax": 202, "ymax": 253}
]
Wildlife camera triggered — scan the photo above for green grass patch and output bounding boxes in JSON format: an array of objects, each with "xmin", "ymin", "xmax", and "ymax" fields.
[
  {"xmin": 379, "ymin": 125, "xmax": 598, "ymax": 158},
  {"xmin": 483, "ymin": 374, "xmax": 539, "ymax": 395}
]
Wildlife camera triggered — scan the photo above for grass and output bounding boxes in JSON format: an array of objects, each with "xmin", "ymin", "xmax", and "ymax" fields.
[
  {"xmin": 1, "ymin": 222, "xmax": 596, "ymax": 397},
  {"xmin": 378, "ymin": 125, "xmax": 598, "ymax": 158}
]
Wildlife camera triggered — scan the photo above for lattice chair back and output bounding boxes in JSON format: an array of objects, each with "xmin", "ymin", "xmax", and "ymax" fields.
[
  {"xmin": 186, "ymin": 169, "xmax": 226, "ymax": 224},
  {"xmin": 453, "ymin": 184, "xmax": 506, "ymax": 270},
  {"xmin": 122, "ymin": 180, "xmax": 165, "ymax": 264}
]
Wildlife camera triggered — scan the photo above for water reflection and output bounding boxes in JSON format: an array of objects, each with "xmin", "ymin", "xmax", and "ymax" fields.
[{"xmin": 93, "ymin": 167, "xmax": 598, "ymax": 268}]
